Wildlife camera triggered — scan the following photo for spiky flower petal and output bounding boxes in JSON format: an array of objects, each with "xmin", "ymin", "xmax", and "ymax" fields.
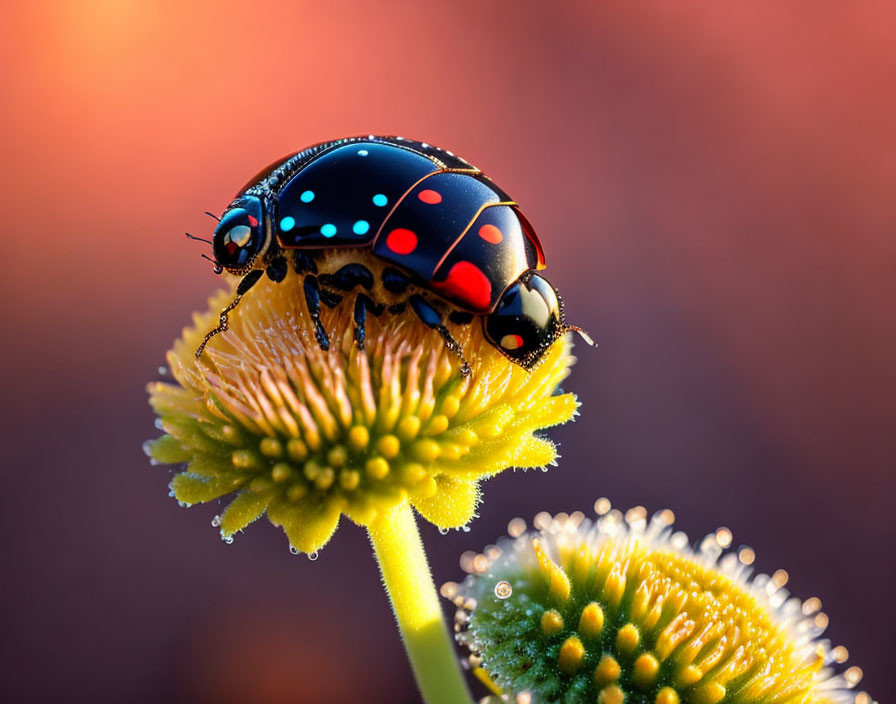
[
  {"xmin": 145, "ymin": 269, "xmax": 577, "ymax": 554},
  {"xmin": 445, "ymin": 501, "xmax": 875, "ymax": 704}
]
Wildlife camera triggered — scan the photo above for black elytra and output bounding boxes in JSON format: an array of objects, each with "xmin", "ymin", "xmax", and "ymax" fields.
[{"xmin": 196, "ymin": 135, "xmax": 594, "ymax": 370}]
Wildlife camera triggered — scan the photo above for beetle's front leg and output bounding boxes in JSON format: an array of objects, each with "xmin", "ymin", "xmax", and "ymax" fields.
[
  {"xmin": 265, "ymin": 254, "xmax": 288, "ymax": 282},
  {"xmin": 195, "ymin": 269, "xmax": 265, "ymax": 359},
  {"xmin": 293, "ymin": 250, "xmax": 318, "ymax": 275}
]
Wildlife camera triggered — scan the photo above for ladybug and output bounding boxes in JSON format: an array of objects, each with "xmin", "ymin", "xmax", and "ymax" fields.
[{"xmin": 194, "ymin": 135, "xmax": 592, "ymax": 373}]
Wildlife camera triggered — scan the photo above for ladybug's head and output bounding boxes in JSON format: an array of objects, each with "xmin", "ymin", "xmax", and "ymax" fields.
[
  {"xmin": 483, "ymin": 273, "xmax": 594, "ymax": 370},
  {"xmin": 212, "ymin": 195, "xmax": 270, "ymax": 274}
]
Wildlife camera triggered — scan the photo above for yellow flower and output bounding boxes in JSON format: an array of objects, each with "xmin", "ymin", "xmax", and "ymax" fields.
[
  {"xmin": 145, "ymin": 268, "xmax": 578, "ymax": 555},
  {"xmin": 444, "ymin": 500, "xmax": 876, "ymax": 704}
]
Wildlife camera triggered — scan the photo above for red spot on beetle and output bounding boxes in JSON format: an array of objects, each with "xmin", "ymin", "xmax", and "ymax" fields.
[
  {"xmin": 501, "ymin": 334, "xmax": 524, "ymax": 350},
  {"xmin": 478, "ymin": 223, "xmax": 503, "ymax": 244},
  {"xmin": 248, "ymin": 215, "xmax": 259, "ymax": 227},
  {"xmin": 433, "ymin": 260, "xmax": 492, "ymax": 312},
  {"xmin": 418, "ymin": 189, "xmax": 442, "ymax": 204},
  {"xmin": 385, "ymin": 228, "xmax": 418, "ymax": 255}
]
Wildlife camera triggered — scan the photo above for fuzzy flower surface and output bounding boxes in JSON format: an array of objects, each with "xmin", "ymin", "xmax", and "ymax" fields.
[
  {"xmin": 445, "ymin": 501, "xmax": 874, "ymax": 704},
  {"xmin": 145, "ymin": 266, "xmax": 577, "ymax": 554}
]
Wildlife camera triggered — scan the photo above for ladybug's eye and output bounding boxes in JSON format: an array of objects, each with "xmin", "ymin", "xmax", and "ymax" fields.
[
  {"xmin": 213, "ymin": 196, "xmax": 267, "ymax": 273},
  {"xmin": 225, "ymin": 224, "xmax": 252, "ymax": 248},
  {"xmin": 483, "ymin": 274, "xmax": 562, "ymax": 369}
]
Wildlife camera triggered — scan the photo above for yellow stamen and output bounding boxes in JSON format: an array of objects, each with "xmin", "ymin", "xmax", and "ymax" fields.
[
  {"xmin": 655, "ymin": 688, "xmax": 680, "ymax": 704},
  {"xmin": 533, "ymin": 538, "xmax": 571, "ymax": 603},
  {"xmin": 632, "ymin": 653, "xmax": 660, "ymax": 690},
  {"xmin": 616, "ymin": 623, "xmax": 640, "ymax": 656},
  {"xmin": 597, "ymin": 684, "xmax": 625, "ymax": 704},
  {"xmin": 541, "ymin": 609, "xmax": 564, "ymax": 636},
  {"xmin": 578, "ymin": 602, "xmax": 604, "ymax": 638},
  {"xmin": 376, "ymin": 434, "xmax": 401, "ymax": 459},
  {"xmin": 594, "ymin": 655, "xmax": 621, "ymax": 686},
  {"xmin": 557, "ymin": 635, "xmax": 585, "ymax": 674},
  {"xmin": 691, "ymin": 683, "xmax": 726, "ymax": 704}
]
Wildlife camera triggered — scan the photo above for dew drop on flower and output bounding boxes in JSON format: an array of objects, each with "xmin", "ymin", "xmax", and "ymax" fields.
[
  {"xmin": 507, "ymin": 517, "xmax": 526, "ymax": 537},
  {"xmin": 494, "ymin": 580, "xmax": 512, "ymax": 599},
  {"xmin": 211, "ymin": 515, "xmax": 221, "ymax": 527},
  {"xmin": 439, "ymin": 528, "xmax": 449, "ymax": 535},
  {"xmin": 307, "ymin": 551, "xmax": 319, "ymax": 561},
  {"xmin": 440, "ymin": 582, "xmax": 459, "ymax": 599},
  {"xmin": 289, "ymin": 546, "xmax": 299, "ymax": 555}
]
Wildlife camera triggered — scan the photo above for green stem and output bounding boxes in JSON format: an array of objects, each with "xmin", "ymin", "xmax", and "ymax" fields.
[{"xmin": 368, "ymin": 504, "xmax": 474, "ymax": 704}]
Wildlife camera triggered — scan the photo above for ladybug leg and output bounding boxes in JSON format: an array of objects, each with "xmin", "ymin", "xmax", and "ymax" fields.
[
  {"xmin": 352, "ymin": 293, "xmax": 386, "ymax": 349},
  {"xmin": 303, "ymin": 275, "xmax": 330, "ymax": 351},
  {"xmin": 382, "ymin": 267, "xmax": 410, "ymax": 294},
  {"xmin": 319, "ymin": 264, "xmax": 374, "ymax": 292},
  {"xmin": 448, "ymin": 311, "xmax": 474, "ymax": 325},
  {"xmin": 409, "ymin": 295, "xmax": 472, "ymax": 377},
  {"xmin": 265, "ymin": 254, "xmax": 288, "ymax": 283},
  {"xmin": 318, "ymin": 287, "xmax": 343, "ymax": 309},
  {"xmin": 293, "ymin": 251, "xmax": 318, "ymax": 275},
  {"xmin": 195, "ymin": 269, "xmax": 265, "ymax": 359}
]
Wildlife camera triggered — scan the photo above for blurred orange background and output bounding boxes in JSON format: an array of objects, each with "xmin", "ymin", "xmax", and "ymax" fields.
[{"xmin": 1, "ymin": 1, "xmax": 894, "ymax": 701}]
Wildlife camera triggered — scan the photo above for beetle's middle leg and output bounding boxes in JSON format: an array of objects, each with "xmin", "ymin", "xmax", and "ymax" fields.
[
  {"xmin": 352, "ymin": 293, "xmax": 385, "ymax": 349},
  {"xmin": 303, "ymin": 275, "xmax": 331, "ymax": 351},
  {"xmin": 317, "ymin": 264, "xmax": 388, "ymax": 349}
]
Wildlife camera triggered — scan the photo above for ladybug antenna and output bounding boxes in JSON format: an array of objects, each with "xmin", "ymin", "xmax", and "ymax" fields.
[
  {"xmin": 563, "ymin": 323, "xmax": 596, "ymax": 347},
  {"xmin": 185, "ymin": 231, "xmax": 213, "ymax": 245},
  {"xmin": 200, "ymin": 253, "xmax": 224, "ymax": 275},
  {"xmin": 204, "ymin": 211, "xmax": 221, "ymax": 222}
]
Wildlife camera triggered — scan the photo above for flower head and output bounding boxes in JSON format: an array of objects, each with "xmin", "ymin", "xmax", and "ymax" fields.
[
  {"xmin": 145, "ymin": 268, "xmax": 578, "ymax": 555},
  {"xmin": 445, "ymin": 500, "xmax": 875, "ymax": 704}
]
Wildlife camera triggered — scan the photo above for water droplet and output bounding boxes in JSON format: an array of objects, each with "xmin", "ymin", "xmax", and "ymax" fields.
[
  {"xmin": 141, "ymin": 441, "xmax": 153, "ymax": 457},
  {"xmin": 439, "ymin": 528, "xmax": 449, "ymax": 535},
  {"xmin": 461, "ymin": 525, "xmax": 471, "ymax": 533},
  {"xmin": 307, "ymin": 551, "xmax": 319, "ymax": 561},
  {"xmin": 289, "ymin": 546, "xmax": 299, "ymax": 555},
  {"xmin": 157, "ymin": 366, "xmax": 169, "ymax": 376},
  {"xmin": 223, "ymin": 535, "xmax": 234, "ymax": 545},
  {"xmin": 154, "ymin": 418, "xmax": 164, "ymax": 430},
  {"xmin": 494, "ymin": 581, "xmax": 513, "ymax": 599},
  {"xmin": 507, "ymin": 517, "xmax": 526, "ymax": 537},
  {"xmin": 211, "ymin": 515, "xmax": 222, "ymax": 527}
]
